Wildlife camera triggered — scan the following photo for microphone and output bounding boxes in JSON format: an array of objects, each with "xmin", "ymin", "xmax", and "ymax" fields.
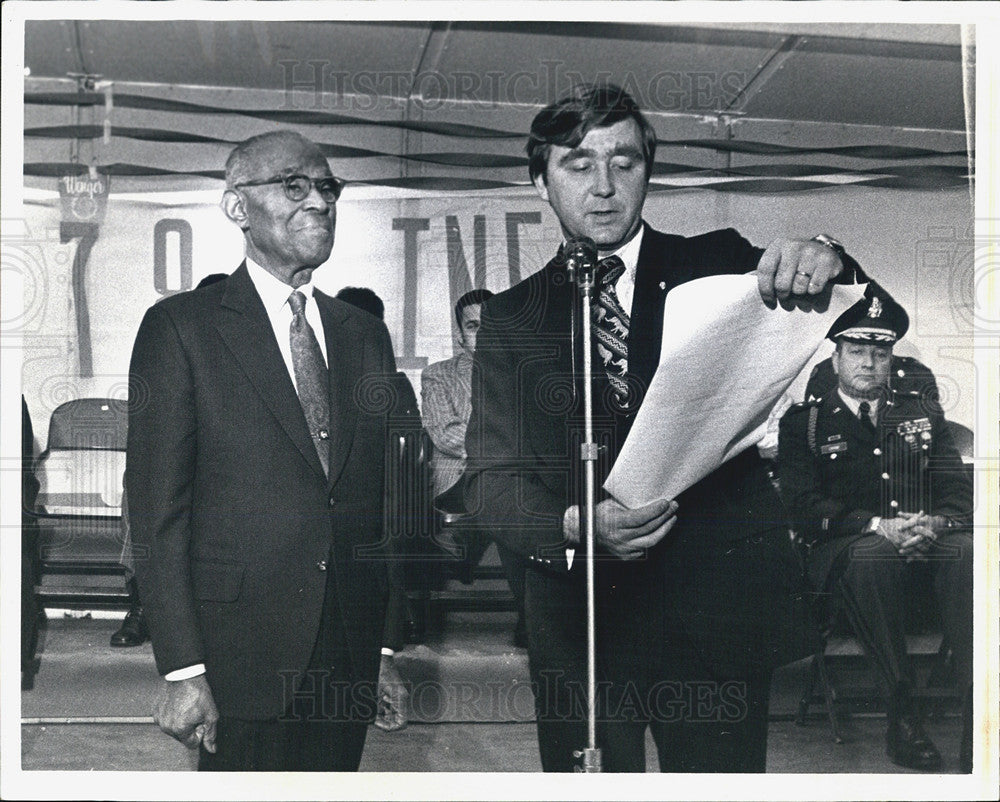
[{"xmin": 564, "ymin": 236, "xmax": 597, "ymax": 286}]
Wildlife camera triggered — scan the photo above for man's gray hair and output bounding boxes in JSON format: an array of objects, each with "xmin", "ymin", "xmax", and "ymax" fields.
[{"xmin": 224, "ymin": 130, "xmax": 323, "ymax": 189}]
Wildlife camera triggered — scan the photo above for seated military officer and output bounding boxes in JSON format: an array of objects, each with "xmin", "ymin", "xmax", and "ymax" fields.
[{"xmin": 777, "ymin": 291, "xmax": 973, "ymax": 772}]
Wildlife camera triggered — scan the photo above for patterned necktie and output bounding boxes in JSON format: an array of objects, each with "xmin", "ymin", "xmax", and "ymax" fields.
[
  {"xmin": 858, "ymin": 401, "xmax": 876, "ymax": 435},
  {"xmin": 592, "ymin": 255, "xmax": 630, "ymax": 400},
  {"xmin": 288, "ymin": 290, "xmax": 330, "ymax": 477}
]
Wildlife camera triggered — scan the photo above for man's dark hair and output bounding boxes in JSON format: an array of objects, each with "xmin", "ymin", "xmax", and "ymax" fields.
[
  {"xmin": 336, "ymin": 286, "xmax": 385, "ymax": 320},
  {"xmin": 455, "ymin": 289, "xmax": 494, "ymax": 328},
  {"xmin": 526, "ymin": 83, "xmax": 658, "ymax": 183}
]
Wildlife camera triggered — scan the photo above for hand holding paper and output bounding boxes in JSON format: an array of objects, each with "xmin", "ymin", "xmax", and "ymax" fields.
[
  {"xmin": 564, "ymin": 497, "xmax": 680, "ymax": 560},
  {"xmin": 604, "ymin": 274, "xmax": 865, "ymax": 509}
]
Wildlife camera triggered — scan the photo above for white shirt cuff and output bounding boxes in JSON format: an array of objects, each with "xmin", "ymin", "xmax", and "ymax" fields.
[
  {"xmin": 164, "ymin": 663, "xmax": 207, "ymax": 681},
  {"xmin": 381, "ymin": 647, "xmax": 395, "ymax": 657}
]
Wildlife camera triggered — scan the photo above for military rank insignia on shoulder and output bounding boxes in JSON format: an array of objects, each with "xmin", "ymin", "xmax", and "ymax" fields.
[{"xmin": 790, "ymin": 397, "xmax": 822, "ymax": 410}]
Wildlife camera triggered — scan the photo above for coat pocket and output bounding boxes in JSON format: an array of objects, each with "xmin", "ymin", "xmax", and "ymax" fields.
[{"xmin": 191, "ymin": 559, "xmax": 245, "ymax": 602}]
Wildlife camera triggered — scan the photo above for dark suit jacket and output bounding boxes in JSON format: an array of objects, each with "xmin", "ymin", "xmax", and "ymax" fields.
[
  {"xmin": 465, "ymin": 224, "xmax": 816, "ymax": 675},
  {"xmin": 126, "ymin": 263, "xmax": 393, "ymax": 720}
]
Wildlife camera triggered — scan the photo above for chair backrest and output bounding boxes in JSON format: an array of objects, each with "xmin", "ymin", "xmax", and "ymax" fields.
[
  {"xmin": 945, "ymin": 419, "xmax": 974, "ymax": 462},
  {"xmin": 46, "ymin": 398, "xmax": 128, "ymax": 452}
]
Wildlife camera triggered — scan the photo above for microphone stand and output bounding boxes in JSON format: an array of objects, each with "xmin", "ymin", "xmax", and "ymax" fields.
[{"xmin": 567, "ymin": 241, "xmax": 602, "ymax": 773}]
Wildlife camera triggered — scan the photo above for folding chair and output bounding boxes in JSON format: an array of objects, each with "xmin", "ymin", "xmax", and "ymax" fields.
[{"xmin": 30, "ymin": 398, "xmax": 129, "ymax": 602}]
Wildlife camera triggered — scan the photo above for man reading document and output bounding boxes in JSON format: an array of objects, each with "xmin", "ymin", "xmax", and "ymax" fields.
[{"xmin": 464, "ymin": 83, "xmax": 861, "ymax": 772}]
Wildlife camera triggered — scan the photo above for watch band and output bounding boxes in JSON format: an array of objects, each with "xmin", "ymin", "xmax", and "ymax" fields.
[{"xmin": 811, "ymin": 233, "xmax": 846, "ymax": 256}]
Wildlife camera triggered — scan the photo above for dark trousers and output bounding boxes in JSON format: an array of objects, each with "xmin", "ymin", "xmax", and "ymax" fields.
[
  {"xmin": 524, "ymin": 564, "xmax": 773, "ymax": 773},
  {"xmin": 831, "ymin": 532, "xmax": 973, "ymax": 697},
  {"xmin": 198, "ymin": 715, "xmax": 367, "ymax": 772},
  {"xmin": 200, "ymin": 556, "xmax": 372, "ymax": 772},
  {"xmin": 496, "ymin": 541, "xmax": 528, "ymax": 629},
  {"xmin": 600, "ymin": 665, "xmax": 771, "ymax": 773},
  {"xmin": 524, "ymin": 566, "xmax": 589, "ymax": 772}
]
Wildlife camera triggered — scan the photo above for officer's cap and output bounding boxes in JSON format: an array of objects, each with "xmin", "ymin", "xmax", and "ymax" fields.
[{"xmin": 827, "ymin": 291, "xmax": 908, "ymax": 344}]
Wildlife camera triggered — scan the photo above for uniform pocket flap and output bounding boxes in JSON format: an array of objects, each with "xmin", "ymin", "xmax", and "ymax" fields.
[{"xmin": 191, "ymin": 560, "xmax": 245, "ymax": 602}]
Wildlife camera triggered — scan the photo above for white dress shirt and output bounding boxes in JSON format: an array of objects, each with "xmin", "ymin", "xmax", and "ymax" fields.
[
  {"xmin": 599, "ymin": 225, "xmax": 644, "ymax": 319},
  {"xmin": 245, "ymin": 258, "xmax": 329, "ymax": 386},
  {"xmin": 837, "ymin": 389, "xmax": 880, "ymax": 426}
]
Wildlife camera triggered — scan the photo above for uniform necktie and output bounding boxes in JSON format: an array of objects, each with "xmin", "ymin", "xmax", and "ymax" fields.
[
  {"xmin": 288, "ymin": 290, "xmax": 330, "ymax": 477},
  {"xmin": 858, "ymin": 401, "xmax": 877, "ymax": 435},
  {"xmin": 592, "ymin": 255, "xmax": 630, "ymax": 400}
]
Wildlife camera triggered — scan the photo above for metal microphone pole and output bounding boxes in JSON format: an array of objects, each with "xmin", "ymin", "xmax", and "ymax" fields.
[{"xmin": 566, "ymin": 238, "xmax": 602, "ymax": 773}]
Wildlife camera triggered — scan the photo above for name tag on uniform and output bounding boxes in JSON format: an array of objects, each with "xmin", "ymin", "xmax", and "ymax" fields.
[{"xmin": 820, "ymin": 442, "xmax": 847, "ymax": 454}]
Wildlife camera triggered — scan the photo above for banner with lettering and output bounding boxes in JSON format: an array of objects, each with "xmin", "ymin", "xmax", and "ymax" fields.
[
  {"xmin": 19, "ymin": 185, "xmax": 976, "ymax": 445},
  {"xmin": 20, "ymin": 190, "xmax": 558, "ymax": 438}
]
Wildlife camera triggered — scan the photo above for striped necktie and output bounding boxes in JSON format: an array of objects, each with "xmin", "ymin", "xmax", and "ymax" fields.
[
  {"xmin": 288, "ymin": 290, "xmax": 331, "ymax": 477},
  {"xmin": 592, "ymin": 255, "xmax": 630, "ymax": 400}
]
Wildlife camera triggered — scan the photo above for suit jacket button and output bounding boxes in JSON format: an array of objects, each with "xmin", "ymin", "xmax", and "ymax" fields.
[
  {"xmin": 317, "ymin": 560, "xmax": 328, "ymax": 571},
  {"xmin": 328, "ymin": 497, "xmax": 336, "ymax": 508}
]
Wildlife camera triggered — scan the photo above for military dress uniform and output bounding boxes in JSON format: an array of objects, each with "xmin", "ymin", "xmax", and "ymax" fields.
[{"xmin": 777, "ymin": 291, "xmax": 973, "ymax": 771}]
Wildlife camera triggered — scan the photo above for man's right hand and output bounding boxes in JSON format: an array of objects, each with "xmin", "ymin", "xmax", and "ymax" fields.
[
  {"xmin": 565, "ymin": 497, "xmax": 679, "ymax": 560},
  {"xmin": 154, "ymin": 674, "xmax": 219, "ymax": 752}
]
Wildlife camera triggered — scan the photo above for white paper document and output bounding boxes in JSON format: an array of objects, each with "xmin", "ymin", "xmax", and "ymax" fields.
[{"xmin": 604, "ymin": 275, "xmax": 865, "ymax": 508}]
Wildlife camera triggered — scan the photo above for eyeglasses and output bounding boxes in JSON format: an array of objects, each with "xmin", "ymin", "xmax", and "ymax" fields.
[{"xmin": 235, "ymin": 173, "xmax": 345, "ymax": 203}]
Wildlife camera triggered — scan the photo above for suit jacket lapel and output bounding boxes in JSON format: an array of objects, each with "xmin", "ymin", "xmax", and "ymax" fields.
[
  {"xmin": 316, "ymin": 291, "xmax": 361, "ymax": 488},
  {"xmin": 629, "ymin": 225, "xmax": 686, "ymax": 399},
  {"xmin": 215, "ymin": 263, "xmax": 326, "ymax": 479}
]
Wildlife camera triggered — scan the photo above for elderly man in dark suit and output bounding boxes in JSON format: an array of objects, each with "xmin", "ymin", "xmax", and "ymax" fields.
[
  {"xmin": 778, "ymin": 293, "xmax": 973, "ymax": 772},
  {"xmin": 465, "ymin": 83, "xmax": 858, "ymax": 772},
  {"xmin": 127, "ymin": 130, "xmax": 397, "ymax": 771}
]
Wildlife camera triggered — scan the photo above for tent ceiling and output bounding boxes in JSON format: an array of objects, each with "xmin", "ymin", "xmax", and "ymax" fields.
[{"xmin": 25, "ymin": 20, "xmax": 965, "ymax": 132}]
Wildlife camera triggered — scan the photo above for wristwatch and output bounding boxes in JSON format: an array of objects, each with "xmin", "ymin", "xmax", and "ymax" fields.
[{"xmin": 811, "ymin": 233, "xmax": 846, "ymax": 257}]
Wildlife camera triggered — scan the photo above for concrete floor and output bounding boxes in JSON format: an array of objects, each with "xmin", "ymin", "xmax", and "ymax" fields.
[
  {"xmin": 19, "ymin": 717, "xmax": 968, "ymax": 774},
  {"xmin": 17, "ymin": 614, "xmax": 981, "ymax": 784}
]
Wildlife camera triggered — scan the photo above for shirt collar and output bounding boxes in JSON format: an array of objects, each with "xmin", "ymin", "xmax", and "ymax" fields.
[
  {"xmin": 837, "ymin": 389, "xmax": 880, "ymax": 418},
  {"xmin": 559, "ymin": 224, "xmax": 644, "ymax": 285},
  {"xmin": 602, "ymin": 224, "xmax": 644, "ymax": 280},
  {"xmin": 245, "ymin": 257, "xmax": 316, "ymax": 314}
]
